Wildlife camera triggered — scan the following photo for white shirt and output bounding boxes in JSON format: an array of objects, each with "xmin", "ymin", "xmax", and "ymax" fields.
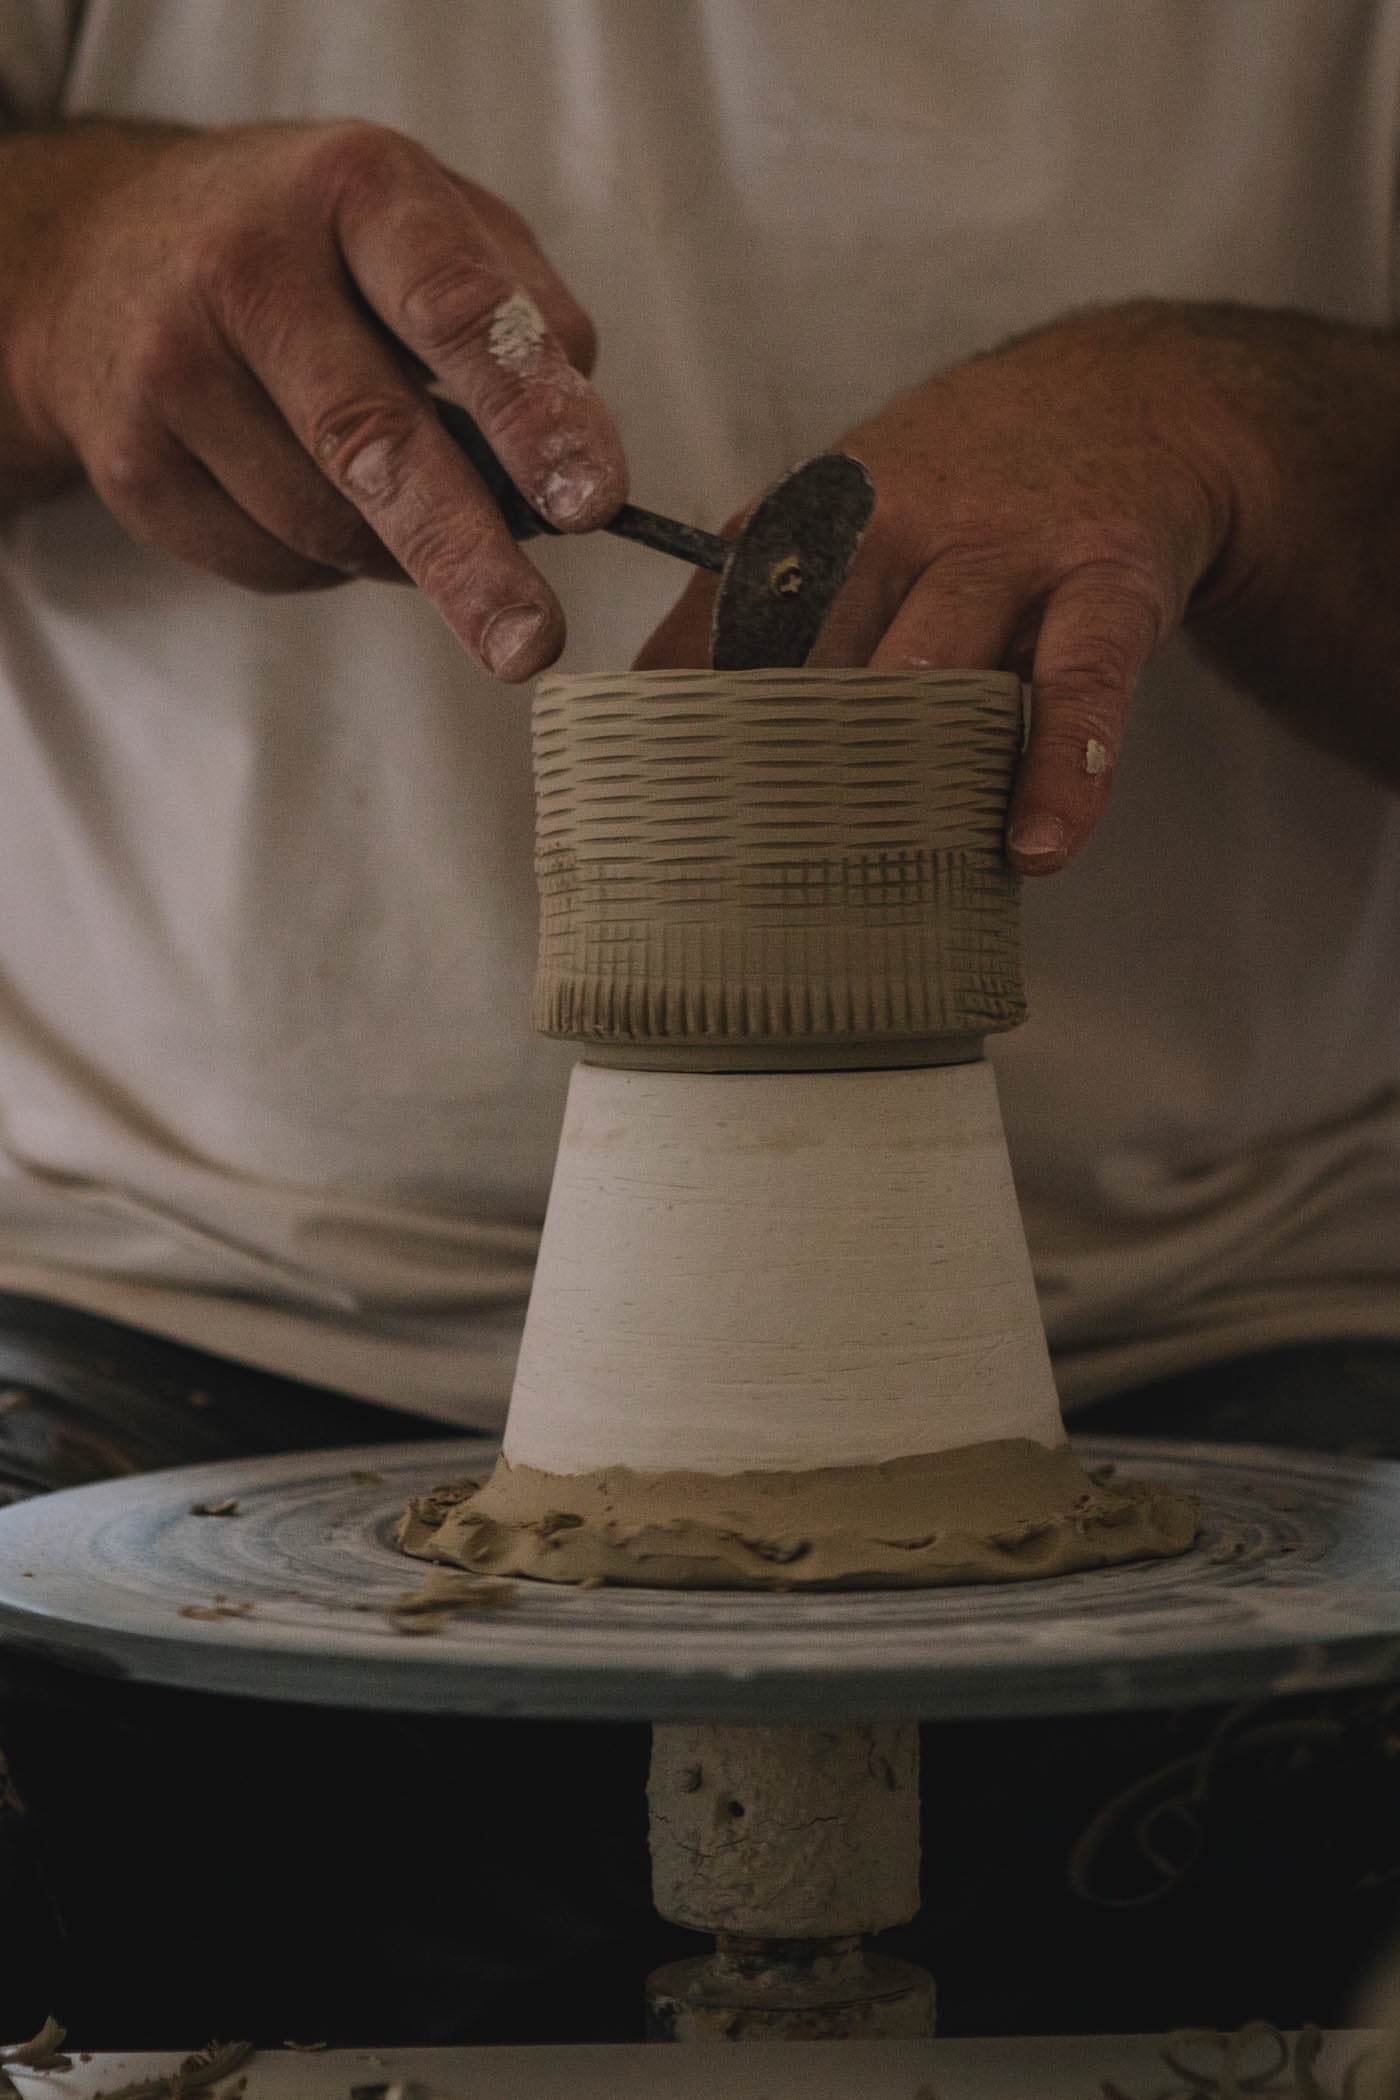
[{"xmin": 0, "ymin": 0, "xmax": 1397, "ymax": 1423}]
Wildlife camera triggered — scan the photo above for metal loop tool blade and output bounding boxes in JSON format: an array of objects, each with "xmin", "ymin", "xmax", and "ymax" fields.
[{"xmin": 433, "ymin": 397, "xmax": 875, "ymax": 668}]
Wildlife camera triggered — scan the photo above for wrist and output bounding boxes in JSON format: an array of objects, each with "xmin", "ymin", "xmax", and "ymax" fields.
[
  {"xmin": 1067, "ymin": 300, "xmax": 1274, "ymax": 600},
  {"xmin": 1137, "ymin": 301, "xmax": 1400, "ymax": 783},
  {"xmin": 1123, "ymin": 300, "xmax": 1397, "ymax": 622}
]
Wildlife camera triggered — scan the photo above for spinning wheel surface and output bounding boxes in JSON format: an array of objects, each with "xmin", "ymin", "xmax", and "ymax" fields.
[{"xmin": 0, "ymin": 1437, "xmax": 1394, "ymax": 1720}]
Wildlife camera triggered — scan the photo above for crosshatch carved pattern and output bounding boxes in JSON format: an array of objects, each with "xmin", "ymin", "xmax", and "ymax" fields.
[{"xmin": 532, "ymin": 670, "xmax": 1027, "ymax": 1053}]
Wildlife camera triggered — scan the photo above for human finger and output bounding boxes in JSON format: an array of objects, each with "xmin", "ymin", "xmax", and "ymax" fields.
[
  {"xmin": 632, "ymin": 566, "xmax": 719, "ymax": 669},
  {"xmin": 226, "ymin": 271, "xmax": 565, "ymax": 677},
  {"xmin": 332, "ymin": 130, "xmax": 627, "ymax": 532},
  {"xmin": 1006, "ymin": 562, "xmax": 1163, "ymax": 874},
  {"xmin": 163, "ymin": 354, "xmax": 402, "ymax": 579},
  {"xmin": 867, "ymin": 559, "xmax": 1023, "ymax": 672},
  {"xmin": 88, "ymin": 419, "xmax": 350, "ymax": 593},
  {"xmin": 802, "ymin": 560, "xmax": 902, "ymax": 668},
  {"xmin": 443, "ymin": 170, "xmax": 602, "ymax": 377}
]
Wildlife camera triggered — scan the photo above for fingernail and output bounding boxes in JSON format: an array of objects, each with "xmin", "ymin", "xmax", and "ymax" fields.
[
  {"xmin": 1007, "ymin": 814, "xmax": 1067, "ymax": 863},
  {"xmin": 541, "ymin": 461, "xmax": 605, "ymax": 528},
  {"xmin": 482, "ymin": 603, "xmax": 552, "ymax": 679}
]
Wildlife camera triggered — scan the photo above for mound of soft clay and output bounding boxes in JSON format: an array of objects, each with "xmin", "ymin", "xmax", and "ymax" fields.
[{"xmin": 396, "ymin": 1437, "xmax": 1198, "ymax": 1591}]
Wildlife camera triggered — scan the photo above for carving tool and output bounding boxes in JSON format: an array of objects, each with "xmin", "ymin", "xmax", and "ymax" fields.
[{"xmin": 433, "ymin": 398, "xmax": 875, "ymax": 668}]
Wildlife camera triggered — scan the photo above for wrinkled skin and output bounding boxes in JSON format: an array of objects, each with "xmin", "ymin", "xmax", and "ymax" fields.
[
  {"xmin": 637, "ymin": 303, "xmax": 1251, "ymax": 873},
  {"xmin": 639, "ymin": 300, "xmax": 1400, "ymax": 873},
  {"xmin": 0, "ymin": 119, "xmax": 628, "ymax": 679},
  {"xmin": 4, "ymin": 132, "xmax": 1396, "ymax": 857}
]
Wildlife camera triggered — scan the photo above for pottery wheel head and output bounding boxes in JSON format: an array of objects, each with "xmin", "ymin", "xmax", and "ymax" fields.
[{"xmin": 0, "ymin": 1438, "xmax": 1396, "ymax": 1721}]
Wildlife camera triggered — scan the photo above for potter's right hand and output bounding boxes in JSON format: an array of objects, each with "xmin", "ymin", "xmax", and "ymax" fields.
[{"xmin": 0, "ymin": 120, "xmax": 627, "ymax": 679}]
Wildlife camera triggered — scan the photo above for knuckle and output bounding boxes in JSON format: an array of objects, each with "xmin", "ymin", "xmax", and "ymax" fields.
[
  {"xmin": 91, "ymin": 431, "xmax": 169, "ymax": 517},
  {"xmin": 124, "ymin": 318, "xmax": 204, "ymax": 400},
  {"xmin": 491, "ymin": 388, "xmax": 624, "ymax": 527},
  {"xmin": 1055, "ymin": 602, "xmax": 1160, "ymax": 694},
  {"xmin": 200, "ymin": 214, "xmax": 278, "ymax": 293},
  {"xmin": 396, "ymin": 513, "xmax": 492, "ymax": 601},
  {"xmin": 921, "ymin": 543, "xmax": 1019, "ymax": 602},
  {"xmin": 1032, "ymin": 666, "xmax": 1131, "ymax": 746},
  {"xmin": 440, "ymin": 177, "xmax": 598, "ymax": 367},
  {"xmin": 470, "ymin": 368, "xmax": 555, "ymax": 446},
  {"xmin": 303, "ymin": 118, "xmax": 420, "ymax": 206},
  {"xmin": 309, "ymin": 397, "xmax": 421, "ymax": 502},
  {"xmin": 1059, "ymin": 534, "xmax": 1171, "ymax": 624},
  {"xmin": 395, "ymin": 256, "xmax": 512, "ymax": 367},
  {"xmin": 1057, "ymin": 515, "xmax": 1159, "ymax": 572},
  {"xmin": 191, "ymin": 221, "xmax": 288, "ymax": 342},
  {"xmin": 1063, "ymin": 587, "xmax": 1151, "ymax": 652},
  {"xmin": 472, "ymin": 360, "xmax": 605, "ymax": 472}
]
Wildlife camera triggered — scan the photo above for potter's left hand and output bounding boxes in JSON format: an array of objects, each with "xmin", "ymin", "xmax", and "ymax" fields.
[{"xmin": 635, "ymin": 301, "xmax": 1400, "ymax": 873}]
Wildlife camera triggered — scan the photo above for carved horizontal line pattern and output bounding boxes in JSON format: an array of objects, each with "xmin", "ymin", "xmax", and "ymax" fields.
[{"xmin": 532, "ymin": 670, "xmax": 1027, "ymax": 1064}]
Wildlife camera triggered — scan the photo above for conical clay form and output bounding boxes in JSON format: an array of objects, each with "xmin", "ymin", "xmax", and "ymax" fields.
[
  {"xmin": 399, "ymin": 670, "xmax": 1197, "ymax": 1589},
  {"xmin": 400, "ymin": 1059, "xmax": 1195, "ymax": 1587}
]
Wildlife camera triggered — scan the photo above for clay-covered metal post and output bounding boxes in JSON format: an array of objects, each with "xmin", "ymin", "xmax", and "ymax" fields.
[{"xmin": 645, "ymin": 1722, "xmax": 932, "ymax": 2042}]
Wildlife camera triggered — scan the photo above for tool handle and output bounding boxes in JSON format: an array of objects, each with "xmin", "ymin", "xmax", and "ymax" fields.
[
  {"xmin": 432, "ymin": 395, "xmax": 555, "ymax": 539},
  {"xmin": 605, "ymin": 503, "xmax": 728, "ymax": 573},
  {"xmin": 431, "ymin": 396, "xmax": 728, "ymax": 573}
]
